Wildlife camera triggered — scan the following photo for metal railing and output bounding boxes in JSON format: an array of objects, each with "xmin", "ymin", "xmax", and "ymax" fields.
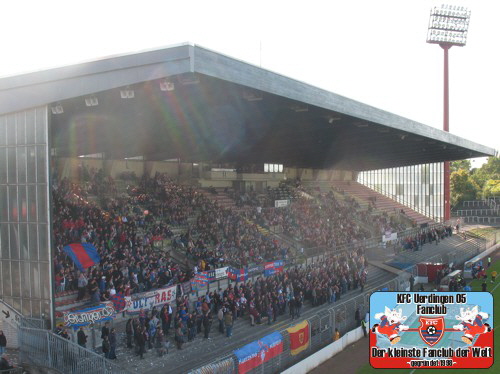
[
  {"xmin": 188, "ymin": 230, "xmax": 495, "ymax": 374},
  {"xmin": 462, "ymin": 216, "xmax": 500, "ymax": 225},
  {"xmin": 456, "ymin": 209, "xmax": 499, "ymax": 217},
  {"xmin": 0, "ymin": 369, "xmax": 23, "ymax": 374},
  {"xmin": 189, "ymin": 268, "xmax": 411, "ymax": 374},
  {"xmin": 18, "ymin": 327, "xmax": 132, "ymax": 374}
]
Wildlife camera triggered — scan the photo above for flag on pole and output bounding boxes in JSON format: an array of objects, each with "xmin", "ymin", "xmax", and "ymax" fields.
[{"xmin": 63, "ymin": 243, "xmax": 101, "ymax": 271}]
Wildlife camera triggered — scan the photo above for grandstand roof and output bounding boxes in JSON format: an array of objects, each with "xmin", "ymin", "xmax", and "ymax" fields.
[{"xmin": 0, "ymin": 43, "xmax": 495, "ymax": 170}]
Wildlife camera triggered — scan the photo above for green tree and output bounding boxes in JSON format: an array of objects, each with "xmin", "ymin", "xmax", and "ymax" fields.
[
  {"xmin": 482, "ymin": 179, "xmax": 500, "ymax": 198},
  {"xmin": 470, "ymin": 156, "xmax": 500, "ymax": 190},
  {"xmin": 450, "ymin": 159, "xmax": 471, "ymax": 173},
  {"xmin": 450, "ymin": 169, "xmax": 480, "ymax": 206}
]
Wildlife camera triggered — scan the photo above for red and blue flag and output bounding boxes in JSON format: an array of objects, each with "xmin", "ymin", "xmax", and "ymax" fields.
[
  {"xmin": 228, "ymin": 267, "xmax": 248, "ymax": 282},
  {"xmin": 63, "ymin": 243, "xmax": 101, "ymax": 271},
  {"xmin": 264, "ymin": 260, "xmax": 284, "ymax": 277},
  {"xmin": 191, "ymin": 272, "xmax": 209, "ymax": 291},
  {"xmin": 110, "ymin": 292, "xmax": 127, "ymax": 312}
]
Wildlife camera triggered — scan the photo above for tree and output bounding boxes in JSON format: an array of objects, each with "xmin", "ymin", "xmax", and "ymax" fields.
[
  {"xmin": 450, "ymin": 169, "xmax": 480, "ymax": 207},
  {"xmin": 482, "ymin": 180, "xmax": 500, "ymax": 198},
  {"xmin": 470, "ymin": 156, "xmax": 500, "ymax": 190},
  {"xmin": 450, "ymin": 159, "xmax": 471, "ymax": 173},
  {"xmin": 471, "ymin": 157, "xmax": 500, "ymax": 197}
]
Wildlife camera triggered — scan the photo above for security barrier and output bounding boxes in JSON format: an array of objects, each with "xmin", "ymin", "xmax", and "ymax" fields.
[{"xmin": 18, "ymin": 327, "xmax": 132, "ymax": 374}]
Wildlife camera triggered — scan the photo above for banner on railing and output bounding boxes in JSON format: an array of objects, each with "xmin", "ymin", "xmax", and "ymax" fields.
[
  {"xmin": 191, "ymin": 273, "xmax": 209, "ymax": 291},
  {"xmin": 189, "ymin": 356, "xmax": 236, "ymax": 374},
  {"xmin": 275, "ymin": 200, "xmax": 289, "ymax": 208},
  {"xmin": 287, "ymin": 320, "xmax": 310, "ymax": 355},
  {"xmin": 264, "ymin": 260, "xmax": 284, "ymax": 276},
  {"xmin": 204, "ymin": 267, "xmax": 228, "ymax": 281},
  {"xmin": 63, "ymin": 303, "xmax": 116, "ymax": 328},
  {"xmin": 234, "ymin": 331, "xmax": 283, "ymax": 374},
  {"xmin": 181, "ymin": 281, "xmax": 192, "ymax": 295},
  {"xmin": 228, "ymin": 267, "xmax": 248, "ymax": 282},
  {"xmin": 126, "ymin": 285, "xmax": 177, "ymax": 314},
  {"xmin": 382, "ymin": 231, "xmax": 397, "ymax": 243},
  {"xmin": 247, "ymin": 265, "xmax": 264, "ymax": 275}
]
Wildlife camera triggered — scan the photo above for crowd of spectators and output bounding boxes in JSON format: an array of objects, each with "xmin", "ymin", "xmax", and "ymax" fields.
[
  {"xmin": 52, "ymin": 176, "xmax": 191, "ymax": 302},
  {"xmin": 255, "ymin": 191, "xmax": 372, "ymax": 249},
  {"xmin": 394, "ymin": 225, "xmax": 454, "ymax": 253},
  {"xmin": 52, "ymin": 170, "xmax": 375, "ymax": 309},
  {"xmin": 121, "ymin": 247, "xmax": 367, "ymax": 354}
]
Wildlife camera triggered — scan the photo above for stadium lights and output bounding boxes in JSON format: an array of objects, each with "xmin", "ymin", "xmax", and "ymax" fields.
[
  {"xmin": 85, "ymin": 96, "xmax": 99, "ymax": 107},
  {"xmin": 120, "ymin": 88, "xmax": 135, "ymax": 99},
  {"xmin": 50, "ymin": 103, "xmax": 64, "ymax": 114},
  {"xmin": 160, "ymin": 79, "xmax": 175, "ymax": 91},
  {"xmin": 427, "ymin": 4, "xmax": 470, "ymax": 46},
  {"xmin": 427, "ymin": 4, "xmax": 470, "ymax": 222}
]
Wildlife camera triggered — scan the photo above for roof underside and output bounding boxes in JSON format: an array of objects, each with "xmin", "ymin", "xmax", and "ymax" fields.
[{"xmin": 0, "ymin": 44, "xmax": 495, "ymax": 171}]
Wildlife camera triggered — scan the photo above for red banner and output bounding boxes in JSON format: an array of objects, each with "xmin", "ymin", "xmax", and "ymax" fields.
[
  {"xmin": 234, "ymin": 332, "xmax": 283, "ymax": 374},
  {"xmin": 287, "ymin": 320, "xmax": 310, "ymax": 355}
]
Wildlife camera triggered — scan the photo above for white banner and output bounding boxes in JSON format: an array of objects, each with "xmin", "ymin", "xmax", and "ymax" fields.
[
  {"xmin": 382, "ymin": 231, "xmax": 398, "ymax": 242},
  {"xmin": 275, "ymin": 200, "xmax": 289, "ymax": 208},
  {"xmin": 126, "ymin": 285, "xmax": 177, "ymax": 314},
  {"xmin": 215, "ymin": 267, "xmax": 228, "ymax": 280}
]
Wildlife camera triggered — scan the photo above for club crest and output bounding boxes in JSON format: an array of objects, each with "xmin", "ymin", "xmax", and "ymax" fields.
[{"xmin": 418, "ymin": 316, "xmax": 445, "ymax": 346}]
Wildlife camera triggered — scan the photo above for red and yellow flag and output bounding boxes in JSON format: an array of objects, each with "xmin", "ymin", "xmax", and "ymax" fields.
[{"xmin": 287, "ymin": 320, "xmax": 310, "ymax": 355}]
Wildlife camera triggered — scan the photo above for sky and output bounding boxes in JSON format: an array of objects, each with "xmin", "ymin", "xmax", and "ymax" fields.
[{"xmin": 1, "ymin": 0, "xmax": 498, "ymax": 165}]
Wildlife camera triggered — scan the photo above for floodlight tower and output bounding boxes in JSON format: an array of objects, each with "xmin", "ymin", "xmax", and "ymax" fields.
[{"xmin": 427, "ymin": 4, "xmax": 471, "ymax": 222}]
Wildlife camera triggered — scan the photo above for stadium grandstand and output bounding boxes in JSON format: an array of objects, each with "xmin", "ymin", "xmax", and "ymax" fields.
[{"xmin": 0, "ymin": 43, "xmax": 497, "ymax": 373}]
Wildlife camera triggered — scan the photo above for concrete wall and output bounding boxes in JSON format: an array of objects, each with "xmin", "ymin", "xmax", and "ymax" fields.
[{"xmin": 285, "ymin": 167, "xmax": 353, "ymax": 181}]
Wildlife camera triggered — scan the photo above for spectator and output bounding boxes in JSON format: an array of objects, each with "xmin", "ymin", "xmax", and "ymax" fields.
[
  {"xmin": 102, "ymin": 335, "xmax": 110, "ymax": 358},
  {"xmin": 224, "ymin": 311, "xmax": 234, "ymax": 337},
  {"xmin": 125, "ymin": 318, "xmax": 134, "ymax": 348},
  {"xmin": 334, "ymin": 328, "xmax": 341, "ymax": 341},
  {"xmin": 108, "ymin": 328, "xmax": 117, "ymax": 359},
  {"xmin": 361, "ymin": 319, "xmax": 367, "ymax": 338},
  {"xmin": 101, "ymin": 321, "xmax": 110, "ymax": 341},
  {"xmin": 77, "ymin": 327, "xmax": 87, "ymax": 348},
  {"xmin": 175, "ymin": 325, "xmax": 184, "ymax": 350},
  {"xmin": 0, "ymin": 354, "xmax": 14, "ymax": 371},
  {"xmin": 136, "ymin": 326, "xmax": 146, "ymax": 359},
  {"xmin": 217, "ymin": 307, "xmax": 225, "ymax": 334},
  {"xmin": 0, "ymin": 331, "xmax": 6, "ymax": 355}
]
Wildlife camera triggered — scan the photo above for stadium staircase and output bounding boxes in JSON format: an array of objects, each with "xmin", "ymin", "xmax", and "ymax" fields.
[
  {"xmin": 303, "ymin": 180, "xmax": 370, "ymax": 210},
  {"xmin": 245, "ymin": 219, "xmax": 271, "ymax": 236},
  {"xmin": 198, "ymin": 187, "xmax": 238, "ymax": 209},
  {"xmin": 331, "ymin": 181, "xmax": 433, "ymax": 225}
]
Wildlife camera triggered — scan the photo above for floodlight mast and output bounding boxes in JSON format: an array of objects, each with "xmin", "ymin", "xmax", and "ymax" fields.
[{"xmin": 427, "ymin": 4, "xmax": 470, "ymax": 222}]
